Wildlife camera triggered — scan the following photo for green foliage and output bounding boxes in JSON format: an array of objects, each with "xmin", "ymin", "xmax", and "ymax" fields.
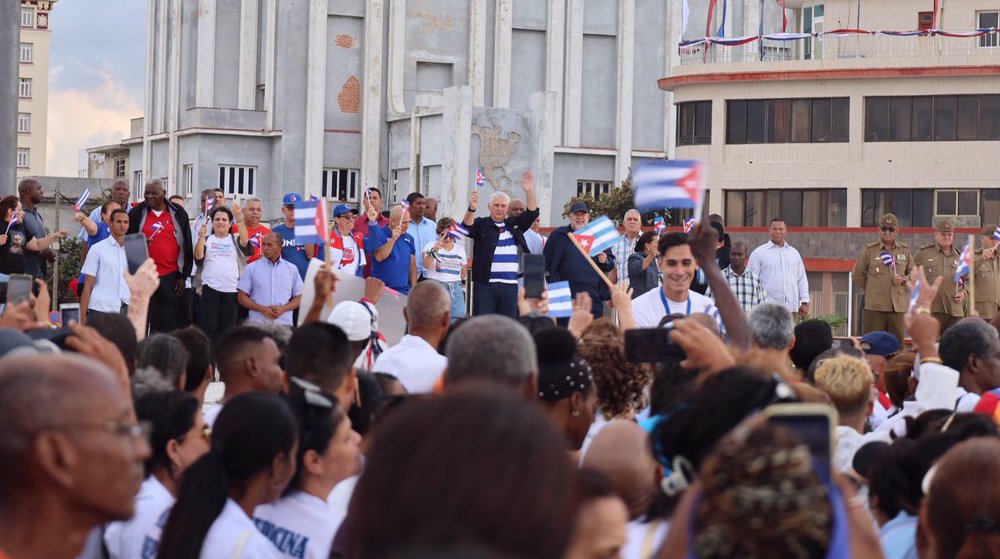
[
  {"xmin": 44, "ymin": 237, "xmax": 84, "ymax": 305},
  {"xmin": 560, "ymin": 175, "xmax": 671, "ymax": 226},
  {"xmin": 797, "ymin": 313, "xmax": 847, "ymax": 330}
]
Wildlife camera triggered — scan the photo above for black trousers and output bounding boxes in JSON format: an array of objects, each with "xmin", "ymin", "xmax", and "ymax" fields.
[
  {"xmin": 149, "ymin": 272, "xmax": 181, "ymax": 333},
  {"xmin": 200, "ymin": 286, "xmax": 239, "ymax": 342}
]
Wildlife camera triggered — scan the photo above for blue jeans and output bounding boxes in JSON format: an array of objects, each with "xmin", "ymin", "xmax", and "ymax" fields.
[
  {"xmin": 442, "ymin": 281, "xmax": 467, "ymax": 320},
  {"xmin": 472, "ymin": 281, "xmax": 518, "ymax": 318}
]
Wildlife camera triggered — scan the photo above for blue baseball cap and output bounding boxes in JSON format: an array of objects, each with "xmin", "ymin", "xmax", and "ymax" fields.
[
  {"xmin": 860, "ymin": 331, "xmax": 900, "ymax": 357},
  {"xmin": 334, "ymin": 203, "xmax": 358, "ymax": 217},
  {"xmin": 282, "ymin": 193, "xmax": 303, "ymax": 205}
]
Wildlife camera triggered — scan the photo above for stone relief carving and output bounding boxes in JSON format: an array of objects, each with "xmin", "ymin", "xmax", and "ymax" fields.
[{"xmin": 472, "ymin": 125, "xmax": 521, "ymax": 190}]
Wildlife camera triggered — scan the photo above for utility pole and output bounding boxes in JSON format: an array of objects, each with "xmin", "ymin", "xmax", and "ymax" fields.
[{"xmin": 0, "ymin": 1, "xmax": 20, "ymax": 195}]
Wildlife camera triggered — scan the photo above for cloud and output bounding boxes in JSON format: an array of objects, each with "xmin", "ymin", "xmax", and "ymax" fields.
[{"xmin": 46, "ymin": 64, "xmax": 142, "ymax": 176}]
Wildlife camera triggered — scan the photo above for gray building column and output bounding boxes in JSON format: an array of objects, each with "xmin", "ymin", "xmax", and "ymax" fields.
[
  {"xmin": 440, "ymin": 86, "xmax": 473, "ymax": 221},
  {"xmin": 0, "ymin": 0, "xmax": 19, "ymax": 194}
]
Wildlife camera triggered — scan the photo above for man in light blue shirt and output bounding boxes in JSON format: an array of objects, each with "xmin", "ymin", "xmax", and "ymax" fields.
[
  {"xmin": 80, "ymin": 209, "xmax": 131, "ymax": 323},
  {"xmin": 405, "ymin": 192, "xmax": 437, "ymax": 277},
  {"xmin": 237, "ymin": 232, "xmax": 304, "ymax": 326}
]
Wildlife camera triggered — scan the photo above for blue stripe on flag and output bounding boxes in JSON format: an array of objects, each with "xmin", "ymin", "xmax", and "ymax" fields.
[
  {"xmin": 294, "ymin": 201, "xmax": 324, "ymax": 245},
  {"xmin": 574, "ymin": 216, "xmax": 620, "ymax": 255},
  {"xmin": 547, "ymin": 281, "xmax": 573, "ymax": 318}
]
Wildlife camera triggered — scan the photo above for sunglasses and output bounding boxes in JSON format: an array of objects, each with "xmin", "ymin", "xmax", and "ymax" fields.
[{"xmin": 880, "ymin": 227, "xmax": 897, "ymax": 232}]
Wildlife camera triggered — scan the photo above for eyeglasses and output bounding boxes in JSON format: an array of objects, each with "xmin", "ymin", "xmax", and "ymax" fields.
[
  {"xmin": 338, "ymin": 214, "xmax": 357, "ymax": 220},
  {"xmin": 65, "ymin": 420, "xmax": 152, "ymax": 441},
  {"xmin": 880, "ymin": 227, "xmax": 897, "ymax": 232}
]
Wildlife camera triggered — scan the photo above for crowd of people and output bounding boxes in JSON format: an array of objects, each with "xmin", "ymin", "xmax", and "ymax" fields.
[{"xmin": 2, "ymin": 175, "xmax": 1000, "ymax": 559}]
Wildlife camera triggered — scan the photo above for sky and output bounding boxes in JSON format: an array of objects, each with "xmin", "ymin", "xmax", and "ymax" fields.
[{"xmin": 46, "ymin": 0, "xmax": 147, "ymax": 176}]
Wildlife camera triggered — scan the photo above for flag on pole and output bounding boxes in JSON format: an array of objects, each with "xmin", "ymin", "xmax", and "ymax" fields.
[
  {"xmin": 993, "ymin": 226, "xmax": 1000, "ymax": 241},
  {"xmin": 880, "ymin": 251, "xmax": 896, "ymax": 274},
  {"xmin": 654, "ymin": 216, "xmax": 665, "ymax": 234},
  {"xmin": 447, "ymin": 221, "xmax": 470, "ymax": 239},
  {"xmin": 293, "ymin": 200, "xmax": 329, "ymax": 245},
  {"xmin": 74, "ymin": 188, "xmax": 91, "ymax": 212},
  {"xmin": 475, "ymin": 168, "xmax": 486, "ymax": 189},
  {"xmin": 149, "ymin": 222, "xmax": 164, "ymax": 239},
  {"xmin": 547, "ymin": 281, "xmax": 573, "ymax": 318},
  {"xmin": 571, "ymin": 216, "xmax": 619, "ymax": 256},
  {"xmin": 309, "ymin": 194, "xmax": 320, "ymax": 202},
  {"xmin": 955, "ymin": 239, "xmax": 973, "ymax": 283},
  {"xmin": 683, "ymin": 217, "xmax": 695, "ymax": 233},
  {"xmin": 909, "ymin": 273, "xmax": 922, "ymax": 312},
  {"xmin": 204, "ymin": 196, "xmax": 215, "ymax": 216},
  {"xmin": 5, "ymin": 212, "xmax": 17, "ymax": 234},
  {"xmin": 632, "ymin": 160, "xmax": 705, "ymax": 216},
  {"xmin": 401, "ymin": 200, "xmax": 410, "ymax": 210}
]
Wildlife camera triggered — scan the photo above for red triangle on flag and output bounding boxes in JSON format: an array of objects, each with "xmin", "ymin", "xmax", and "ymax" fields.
[
  {"xmin": 677, "ymin": 165, "xmax": 702, "ymax": 202},
  {"xmin": 574, "ymin": 233, "xmax": 596, "ymax": 253}
]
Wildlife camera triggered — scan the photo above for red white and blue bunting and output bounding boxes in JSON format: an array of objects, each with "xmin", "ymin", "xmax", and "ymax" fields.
[{"xmin": 679, "ymin": 27, "xmax": 999, "ymax": 51}]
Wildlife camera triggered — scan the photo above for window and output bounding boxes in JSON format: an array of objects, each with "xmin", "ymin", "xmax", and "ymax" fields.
[
  {"xmin": 724, "ymin": 189, "xmax": 846, "ymax": 227},
  {"xmin": 19, "ymin": 43, "xmax": 32, "ymax": 64},
  {"xmin": 861, "ymin": 189, "xmax": 974, "ymax": 227},
  {"xmin": 17, "ymin": 113, "xmax": 30, "ymax": 133},
  {"xmin": 727, "ymin": 98, "xmax": 848, "ymax": 144},
  {"xmin": 133, "ymin": 171, "xmax": 144, "ymax": 201},
  {"xmin": 918, "ymin": 11, "xmax": 934, "ymax": 31},
  {"xmin": 866, "ymin": 95, "xmax": 1000, "ymax": 142},
  {"xmin": 218, "ymin": 165, "xmax": 256, "ymax": 196},
  {"xmin": 577, "ymin": 180, "xmax": 613, "ymax": 201},
  {"xmin": 321, "ymin": 168, "xmax": 359, "ymax": 201},
  {"xmin": 676, "ymin": 101, "xmax": 712, "ymax": 146},
  {"xmin": 936, "ymin": 190, "xmax": 979, "ymax": 217},
  {"xmin": 18, "ymin": 78, "xmax": 31, "ymax": 98},
  {"xmin": 16, "ymin": 149, "xmax": 29, "ymax": 169},
  {"xmin": 182, "ymin": 164, "xmax": 192, "ymax": 196},
  {"xmin": 801, "ymin": 4, "xmax": 824, "ymax": 60},
  {"xmin": 20, "ymin": 7, "xmax": 35, "ymax": 28},
  {"xmin": 979, "ymin": 12, "xmax": 999, "ymax": 47},
  {"xmin": 116, "ymin": 159, "xmax": 128, "ymax": 179}
]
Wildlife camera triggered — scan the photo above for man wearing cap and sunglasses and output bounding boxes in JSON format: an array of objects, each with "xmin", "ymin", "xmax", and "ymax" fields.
[
  {"xmin": 914, "ymin": 218, "xmax": 968, "ymax": 332},
  {"xmin": 974, "ymin": 224, "xmax": 1000, "ymax": 320},
  {"xmin": 852, "ymin": 213, "xmax": 913, "ymax": 344}
]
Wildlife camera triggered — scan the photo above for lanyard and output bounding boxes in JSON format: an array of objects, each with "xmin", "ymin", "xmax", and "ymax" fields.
[{"xmin": 660, "ymin": 289, "xmax": 692, "ymax": 316}]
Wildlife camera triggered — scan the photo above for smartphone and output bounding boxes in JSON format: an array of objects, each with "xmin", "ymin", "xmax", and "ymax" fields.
[
  {"xmin": 6, "ymin": 274, "xmax": 32, "ymax": 306},
  {"xmin": 60, "ymin": 303, "xmax": 80, "ymax": 325},
  {"xmin": 522, "ymin": 254, "xmax": 546, "ymax": 299},
  {"xmin": 763, "ymin": 403, "xmax": 837, "ymax": 485},
  {"xmin": 624, "ymin": 327, "xmax": 686, "ymax": 363},
  {"xmin": 831, "ymin": 337, "xmax": 855, "ymax": 350},
  {"xmin": 124, "ymin": 232, "xmax": 150, "ymax": 275}
]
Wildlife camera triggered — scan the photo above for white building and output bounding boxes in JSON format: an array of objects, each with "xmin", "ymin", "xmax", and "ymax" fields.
[{"xmin": 17, "ymin": 0, "xmax": 58, "ymax": 177}]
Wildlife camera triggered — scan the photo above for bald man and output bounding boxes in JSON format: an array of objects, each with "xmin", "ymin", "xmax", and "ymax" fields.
[{"xmin": 0, "ymin": 355, "xmax": 150, "ymax": 559}]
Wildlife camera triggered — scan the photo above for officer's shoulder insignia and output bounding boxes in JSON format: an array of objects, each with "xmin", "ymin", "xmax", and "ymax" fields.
[
  {"xmin": 920, "ymin": 243, "xmax": 934, "ymax": 250},
  {"xmin": 866, "ymin": 240, "xmax": 881, "ymax": 248},
  {"xmin": 897, "ymin": 241, "xmax": 908, "ymax": 248}
]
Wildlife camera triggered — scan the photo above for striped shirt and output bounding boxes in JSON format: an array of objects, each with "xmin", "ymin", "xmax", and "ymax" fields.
[
  {"xmin": 490, "ymin": 222, "xmax": 519, "ymax": 284},
  {"xmin": 612, "ymin": 234, "xmax": 640, "ymax": 286},
  {"xmin": 705, "ymin": 266, "xmax": 768, "ymax": 313},
  {"xmin": 747, "ymin": 241, "xmax": 810, "ymax": 313}
]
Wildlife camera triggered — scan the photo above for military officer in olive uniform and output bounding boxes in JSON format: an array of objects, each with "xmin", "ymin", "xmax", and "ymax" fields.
[
  {"xmin": 974, "ymin": 224, "xmax": 1000, "ymax": 319},
  {"xmin": 852, "ymin": 213, "xmax": 912, "ymax": 343},
  {"xmin": 913, "ymin": 219, "xmax": 967, "ymax": 332}
]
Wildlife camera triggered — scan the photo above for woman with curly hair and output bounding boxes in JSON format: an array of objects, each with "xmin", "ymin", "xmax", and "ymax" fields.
[{"xmin": 579, "ymin": 319, "xmax": 653, "ymax": 421}]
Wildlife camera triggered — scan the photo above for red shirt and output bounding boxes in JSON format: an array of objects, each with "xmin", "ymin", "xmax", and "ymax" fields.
[
  {"xmin": 143, "ymin": 209, "xmax": 179, "ymax": 276},
  {"xmin": 353, "ymin": 214, "xmax": 390, "ymax": 276},
  {"xmin": 233, "ymin": 223, "xmax": 271, "ymax": 263}
]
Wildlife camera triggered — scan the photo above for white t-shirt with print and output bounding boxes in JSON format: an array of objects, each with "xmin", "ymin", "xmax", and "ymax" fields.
[
  {"xmin": 253, "ymin": 491, "xmax": 343, "ymax": 559},
  {"xmin": 329, "ymin": 234, "xmax": 364, "ymax": 276},
  {"xmin": 200, "ymin": 499, "xmax": 282, "ymax": 559},
  {"xmin": 201, "ymin": 234, "xmax": 241, "ymax": 292},
  {"xmin": 632, "ymin": 288, "xmax": 720, "ymax": 329},
  {"xmin": 421, "ymin": 241, "xmax": 467, "ymax": 283},
  {"xmin": 104, "ymin": 476, "xmax": 174, "ymax": 559}
]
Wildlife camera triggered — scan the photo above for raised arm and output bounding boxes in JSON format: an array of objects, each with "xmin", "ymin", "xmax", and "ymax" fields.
[
  {"xmin": 75, "ymin": 211, "xmax": 98, "ymax": 236},
  {"xmin": 688, "ymin": 223, "xmax": 749, "ymax": 350},
  {"xmin": 463, "ymin": 190, "xmax": 479, "ymax": 228}
]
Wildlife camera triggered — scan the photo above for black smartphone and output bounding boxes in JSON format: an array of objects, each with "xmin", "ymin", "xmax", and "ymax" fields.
[
  {"xmin": 6, "ymin": 273, "xmax": 32, "ymax": 306},
  {"xmin": 522, "ymin": 254, "xmax": 545, "ymax": 299},
  {"xmin": 124, "ymin": 232, "xmax": 150, "ymax": 275},
  {"xmin": 624, "ymin": 327, "xmax": 686, "ymax": 363},
  {"xmin": 764, "ymin": 403, "xmax": 836, "ymax": 486}
]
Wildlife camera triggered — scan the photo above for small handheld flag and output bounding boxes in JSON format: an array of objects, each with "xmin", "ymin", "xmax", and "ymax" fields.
[
  {"xmin": 547, "ymin": 281, "xmax": 573, "ymax": 318},
  {"xmin": 880, "ymin": 251, "xmax": 896, "ymax": 274},
  {"xmin": 293, "ymin": 200, "xmax": 329, "ymax": 245},
  {"xmin": 994, "ymin": 226, "xmax": 1000, "ymax": 241},
  {"xmin": 401, "ymin": 200, "xmax": 410, "ymax": 210},
  {"xmin": 309, "ymin": 194, "xmax": 320, "ymax": 202},
  {"xmin": 475, "ymin": 168, "xmax": 485, "ymax": 189},
  {"xmin": 447, "ymin": 221, "xmax": 470, "ymax": 239},
  {"xmin": 955, "ymin": 239, "xmax": 973, "ymax": 283},
  {"xmin": 74, "ymin": 188, "xmax": 91, "ymax": 212},
  {"xmin": 909, "ymin": 273, "xmax": 922, "ymax": 312},
  {"xmin": 654, "ymin": 216, "xmax": 665, "ymax": 234},
  {"xmin": 571, "ymin": 216, "xmax": 619, "ymax": 256},
  {"xmin": 204, "ymin": 196, "xmax": 215, "ymax": 216},
  {"xmin": 149, "ymin": 222, "xmax": 164, "ymax": 239},
  {"xmin": 5, "ymin": 212, "xmax": 17, "ymax": 234},
  {"xmin": 683, "ymin": 217, "xmax": 695, "ymax": 233},
  {"xmin": 632, "ymin": 160, "xmax": 705, "ymax": 215}
]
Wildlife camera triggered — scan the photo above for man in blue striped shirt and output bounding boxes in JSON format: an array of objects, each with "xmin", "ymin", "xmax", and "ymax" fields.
[{"xmin": 463, "ymin": 171, "xmax": 539, "ymax": 317}]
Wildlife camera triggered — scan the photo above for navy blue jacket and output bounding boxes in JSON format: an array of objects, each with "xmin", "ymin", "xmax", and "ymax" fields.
[
  {"xmin": 544, "ymin": 225, "xmax": 615, "ymax": 304},
  {"xmin": 466, "ymin": 207, "xmax": 540, "ymax": 282}
]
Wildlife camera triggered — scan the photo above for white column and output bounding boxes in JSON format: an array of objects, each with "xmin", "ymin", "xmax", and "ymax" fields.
[
  {"xmin": 154, "ymin": 0, "xmax": 168, "ymax": 133},
  {"xmin": 563, "ymin": 0, "xmax": 583, "ymax": 146},
  {"xmin": 238, "ymin": 0, "xmax": 259, "ymax": 110},
  {"xmin": 362, "ymin": 0, "xmax": 385, "ymax": 187},
  {"xmin": 665, "ymin": 0, "xmax": 680, "ymax": 157},
  {"xmin": 531, "ymin": 91, "xmax": 558, "ymax": 225},
  {"xmin": 195, "ymin": 0, "xmax": 216, "ymax": 107},
  {"xmin": 143, "ymin": 0, "xmax": 156, "ymax": 176},
  {"xmin": 386, "ymin": 0, "xmax": 406, "ymax": 115},
  {"xmin": 545, "ymin": 0, "xmax": 565, "ymax": 145},
  {"xmin": 304, "ymin": 0, "xmax": 327, "ymax": 192},
  {"xmin": 167, "ymin": 0, "xmax": 182, "ymax": 193},
  {"xmin": 408, "ymin": 111, "xmax": 421, "ymax": 195},
  {"xmin": 469, "ymin": 0, "xmax": 487, "ymax": 105},
  {"xmin": 263, "ymin": 0, "xmax": 277, "ymax": 128},
  {"xmin": 441, "ymin": 86, "xmax": 474, "ymax": 220},
  {"xmin": 492, "ymin": 0, "xmax": 512, "ymax": 108},
  {"xmin": 614, "ymin": 0, "xmax": 635, "ymax": 186}
]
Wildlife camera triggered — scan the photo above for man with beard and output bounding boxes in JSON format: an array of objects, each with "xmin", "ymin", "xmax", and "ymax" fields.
[{"xmin": 631, "ymin": 232, "xmax": 722, "ymax": 330}]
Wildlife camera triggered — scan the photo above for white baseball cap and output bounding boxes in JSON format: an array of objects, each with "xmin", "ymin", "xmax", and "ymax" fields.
[{"xmin": 326, "ymin": 301, "xmax": 376, "ymax": 342}]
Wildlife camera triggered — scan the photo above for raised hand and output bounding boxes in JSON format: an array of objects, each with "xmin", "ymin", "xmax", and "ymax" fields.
[
  {"xmin": 469, "ymin": 190, "xmax": 480, "ymax": 212},
  {"xmin": 521, "ymin": 171, "xmax": 535, "ymax": 194},
  {"xmin": 567, "ymin": 292, "xmax": 594, "ymax": 338}
]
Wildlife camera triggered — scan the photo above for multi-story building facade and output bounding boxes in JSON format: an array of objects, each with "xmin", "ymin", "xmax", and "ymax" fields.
[
  {"xmin": 126, "ymin": 0, "xmax": 688, "ymax": 225},
  {"xmin": 17, "ymin": 0, "xmax": 57, "ymax": 177},
  {"xmin": 663, "ymin": 0, "xmax": 1000, "ymax": 333}
]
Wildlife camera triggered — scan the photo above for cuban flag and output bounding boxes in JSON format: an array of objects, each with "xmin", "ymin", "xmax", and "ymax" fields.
[
  {"xmin": 204, "ymin": 196, "xmax": 215, "ymax": 216},
  {"xmin": 309, "ymin": 194, "xmax": 320, "ymax": 202},
  {"xmin": 654, "ymin": 216, "xmax": 665, "ymax": 234},
  {"xmin": 955, "ymin": 239, "xmax": 973, "ymax": 283},
  {"xmin": 249, "ymin": 231, "xmax": 264, "ymax": 249},
  {"xmin": 74, "ymin": 188, "xmax": 91, "ymax": 212},
  {"xmin": 572, "ymin": 216, "xmax": 619, "ymax": 256},
  {"xmin": 993, "ymin": 226, "xmax": 1000, "ymax": 241},
  {"xmin": 909, "ymin": 274, "xmax": 922, "ymax": 312},
  {"xmin": 683, "ymin": 217, "xmax": 695, "ymax": 233},
  {"xmin": 547, "ymin": 281, "xmax": 573, "ymax": 318},
  {"xmin": 880, "ymin": 251, "xmax": 896, "ymax": 274},
  {"xmin": 5, "ymin": 211, "xmax": 17, "ymax": 234},
  {"xmin": 401, "ymin": 200, "xmax": 410, "ymax": 210},
  {"xmin": 447, "ymin": 221, "xmax": 470, "ymax": 239},
  {"xmin": 475, "ymin": 168, "xmax": 485, "ymax": 188},
  {"xmin": 293, "ymin": 200, "xmax": 329, "ymax": 245},
  {"xmin": 632, "ymin": 160, "xmax": 705, "ymax": 215}
]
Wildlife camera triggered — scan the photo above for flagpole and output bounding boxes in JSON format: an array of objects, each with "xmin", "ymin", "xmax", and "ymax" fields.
[
  {"xmin": 968, "ymin": 234, "xmax": 976, "ymax": 317},
  {"xmin": 567, "ymin": 234, "xmax": 615, "ymax": 290}
]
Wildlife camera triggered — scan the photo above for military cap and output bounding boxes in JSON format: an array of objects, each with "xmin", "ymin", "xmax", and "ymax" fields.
[
  {"xmin": 879, "ymin": 214, "xmax": 899, "ymax": 228},
  {"xmin": 982, "ymin": 224, "xmax": 999, "ymax": 237},
  {"xmin": 935, "ymin": 219, "xmax": 954, "ymax": 233}
]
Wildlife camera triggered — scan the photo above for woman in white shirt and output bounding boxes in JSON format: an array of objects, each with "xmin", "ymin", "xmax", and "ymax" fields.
[
  {"xmin": 155, "ymin": 392, "xmax": 298, "ymax": 559},
  {"xmin": 420, "ymin": 217, "xmax": 468, "ymax": 320},
  {"xmin": 195, "ymin": 206, "xmax": 251, "ymax": 342},
  {"xmin": 104, "ymin": 390, "xmax": 211, "ymax": 559},
  {"xmin": 254, "ymin": 380, "xmax": 362, "ymax": 559}
]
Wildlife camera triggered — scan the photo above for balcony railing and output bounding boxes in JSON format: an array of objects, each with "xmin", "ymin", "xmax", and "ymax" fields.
[{"xmin": 679, "ymin": 31, "xmax": 1000, "ymax": 66}]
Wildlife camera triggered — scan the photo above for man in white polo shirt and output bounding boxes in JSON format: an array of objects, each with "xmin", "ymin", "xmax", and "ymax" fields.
[
  {"xmin": 373, "ymin": 280, "xmax": 451, "ymax": 393},
  {"xmin": 80, "ymin": 209, "xmax": 131, "ymax": 324},
  {"xmin": 632, "ymin": 232, "xmax": 722, "ymax": 330}
]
